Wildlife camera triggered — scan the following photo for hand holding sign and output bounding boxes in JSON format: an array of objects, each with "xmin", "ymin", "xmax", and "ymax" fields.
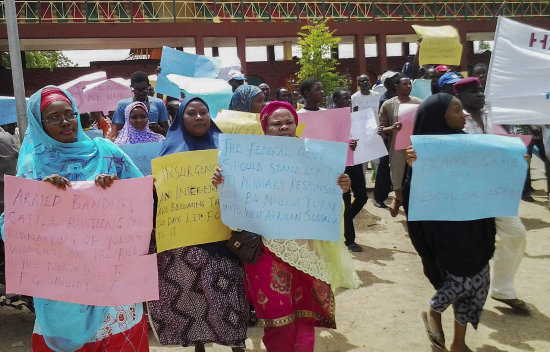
[
  {"xmin": 3, "ymin": 176, "xmax": 158, "ymax": 306},
  {"xmin": 217, "ymin": 134, "xmax": 347, "ymax": 241}
]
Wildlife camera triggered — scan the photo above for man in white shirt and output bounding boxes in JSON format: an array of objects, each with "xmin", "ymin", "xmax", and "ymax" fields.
[
  {"xmin": 351, "ymin": 74, "xmax": 380, "ymax": 122},
  {"xmin": 296, "ymin": 78, "xmax": 326, "ymax": 113}
]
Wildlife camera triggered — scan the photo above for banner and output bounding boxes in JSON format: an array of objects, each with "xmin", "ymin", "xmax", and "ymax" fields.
[
  {"xmin": 298, "ymin": 108, "xmax": 353, "ymax": 166},
  {"xmin": 350, "ymin": 108, "xmax": 388, "ymax": 164},
  {"xmin": 408, "ymin": 134, "xmax": 526, "ymax": 221},
  {"xmin": 3, "ymin": 176, "xmax": 158, "ymax": 306},
  {"xmin": 395, "ymin": 104, "xmax": 419, "ymax": 150},
  {"xmin": 218, "ymin": 134, "xmax": 347, "ymax": 241},
  {"xmin": 119, "ymin": 142, "xmax": 163, "ymax": 176},
  {"xmin": 412, "ymin": 24, "xmax": 463, "ymax": 66},
  {"xmin": 152, "ymin": 149, "xmax": 231, "ymax": 252},
  {"xmin": 486, "ymin": 17, "xmax": 550, "ymax": 124}
]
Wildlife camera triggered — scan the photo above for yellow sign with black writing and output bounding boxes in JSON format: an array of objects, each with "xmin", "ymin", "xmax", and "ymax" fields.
[
  {"xmin": 214, "ymin": 110, "xmax": 264, "ymax": 135},
  {"xmin": 152, "ymin": 149, "xmax": 231, "ymax": 252},
  {"xmin": 412, "ymin": 24, "xmax": 463, "ymax": 66},
  {"xmin": 215, "ymin": 109, "xmax": 306, "ymax": 137}
]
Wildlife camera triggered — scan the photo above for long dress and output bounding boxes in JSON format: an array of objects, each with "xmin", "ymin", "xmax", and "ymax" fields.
[
  {"xmin": 0, "ymin": 86, "xmax": 148, "ymax": 352},
  {"xmin": 146, "ymin": 97, "xmax": 249, "ymax": 347}
]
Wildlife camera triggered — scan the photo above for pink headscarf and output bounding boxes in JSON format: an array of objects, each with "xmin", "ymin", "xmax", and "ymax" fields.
[{"xmin": 260, "ymin": 101, "xmax": 299, "ymax": 134}]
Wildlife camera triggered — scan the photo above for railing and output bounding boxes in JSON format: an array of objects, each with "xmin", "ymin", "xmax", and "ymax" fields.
[{"xmin": 0, "ymin": 1, "xmax": 548, "ymax": 23}]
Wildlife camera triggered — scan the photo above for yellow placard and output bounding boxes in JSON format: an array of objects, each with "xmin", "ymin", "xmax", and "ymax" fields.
[
  {"xmin": 412, "ymin": 24, "xmax": 463, "ymax": 66},
  {"xmin": 214, "ymin": 110, "xmax": 263, "ymax": 135},
  {"xmin": 152, "ymin": 149, "xmax": 230, "ymax": 252}
]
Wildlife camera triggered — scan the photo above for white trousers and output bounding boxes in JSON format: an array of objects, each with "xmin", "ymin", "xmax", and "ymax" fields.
[{"xmin": 491, "ymin": 217, "xmax": 527, "ymax": 299}]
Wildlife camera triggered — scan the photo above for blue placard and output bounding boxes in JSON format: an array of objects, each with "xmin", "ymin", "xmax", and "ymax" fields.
[
  {"xmin": 160, "ymin": 46, "xmax": 221, "ymax": 79},
  {"xmin": 217, "ymin": 134, "xmax": 348, "ymax": 241},
  {"xmin": 408, "ymin": 134, "xmax": 527, "ymax": 221},
  {"xmin": 119, "ymin": 142, "xmax": 164, "ymax": 176},
  {"xmin": 0, "ymin": 97, "xmax": 21, "ymax": 125},
  {"xmin": 410, "ymin": 79, "xmax": 432, "ymax": 101}
]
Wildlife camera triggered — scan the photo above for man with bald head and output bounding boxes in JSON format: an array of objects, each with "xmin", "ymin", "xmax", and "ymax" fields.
[
  {"xmin": 275, "ymin": 87, "xmax": 292, "ymax": 103},
  {"xmin": 258, "ymin": 83, "xmax": 271, "ymax": 102}
]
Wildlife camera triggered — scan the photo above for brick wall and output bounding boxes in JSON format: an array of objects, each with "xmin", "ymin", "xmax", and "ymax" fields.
[{"xmin": 0, "ymin": 53, "xmax": 489, "ymax": 98}]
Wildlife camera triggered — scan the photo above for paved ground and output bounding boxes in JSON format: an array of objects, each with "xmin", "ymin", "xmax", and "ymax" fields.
[{"xmin": 1, "ymin": 158, "xmax": 549, "ymax": 352}]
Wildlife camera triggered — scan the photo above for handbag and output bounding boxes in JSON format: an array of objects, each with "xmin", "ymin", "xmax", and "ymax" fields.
[{"xmin": 226, "ymin": 230, "xmax": 262, "ymax": 264}]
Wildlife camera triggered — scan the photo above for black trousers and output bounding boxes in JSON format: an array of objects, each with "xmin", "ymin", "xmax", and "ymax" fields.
[
  {"xmin": 343, "ymin": 164, "xmax": 368, "ymax": 245},
  {"xmin": 524, "ymin": 137, "xmax": 550, "ymax": 195},
  {"xmin": 373, "ymin": 155, "xmax": 392, "ymax": 203}
]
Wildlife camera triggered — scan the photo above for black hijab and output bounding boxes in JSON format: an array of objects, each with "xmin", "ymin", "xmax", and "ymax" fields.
[
  {"xmin": 412, "ymin": 93, "xmax": 463, "ymax": 136},
  {"xmin": 402, "ymin": 93, "xmax": 495, "ymax": 289}
]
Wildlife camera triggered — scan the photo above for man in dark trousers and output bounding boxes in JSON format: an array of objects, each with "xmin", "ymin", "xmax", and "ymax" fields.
[{"xmin": 333, "ymin": 88, "xmax": 367, "ymax": 252}]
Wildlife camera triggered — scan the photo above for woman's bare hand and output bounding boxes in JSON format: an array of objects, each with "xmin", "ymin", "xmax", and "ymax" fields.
[
  {"xmin": 212, "ymin": 167, "xmax": 224, "ymax": 189},
  {"xmin": 349, "ymin": 139, "xmax": 358, "ymax": 151},
  {"xmin": 337, "ymin": 174, "xmax": 351, "ymax": 193},
  {"xmin": 406, "ymin": 146, "xmax": 417, "ymax": 168},
  {"xmin": 95, "ymin": 174, "xmax": 119, "ymax": 189},
  {"xmin": 43, "ymin": 174, "xmax": 71, "ymax": 190}
]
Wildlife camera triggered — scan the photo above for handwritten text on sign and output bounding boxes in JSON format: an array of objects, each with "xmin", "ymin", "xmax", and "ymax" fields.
[
  {"xmin": 152, "ymin": 149, "xmax": 231, "ymax": 252},
  {"xmin": 408, "ymin": 134, "xmax": 526, "ymax": 221},
  {"xmin": 120, "ymin": 142, "xmax": 163, "ymax": 176},
  {"xmin": 3, "ymin": 176, "xmax": 158, "ymax": 306},
  {"xmin": 218, "ymin": 134, "xmax": 347, "ymax": 241}
]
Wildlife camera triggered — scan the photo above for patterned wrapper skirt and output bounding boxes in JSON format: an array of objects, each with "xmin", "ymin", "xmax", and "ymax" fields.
[
  {"xmin": 147, "ymin": 246, "xmax": 249, "ymax": 347},
  {"xmin": 244, "ymin": 244, "xmax": 336, "ymax": 329},
  {"xmin": 429, "ymin": 264, "xmax": 490, "ymax": 329}
]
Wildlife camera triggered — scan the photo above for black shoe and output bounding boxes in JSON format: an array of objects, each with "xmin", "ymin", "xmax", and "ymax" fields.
[
  {"xmin": 347, "ymin": 243, "xmax": 363, "ymax": 252},
  {"xmin": 522, "ymin": 194, "xmax": 535, "ymax": 202},
  {"xmin": 373, "ymin": 201, "xmax": 388, "ymax": 208}
]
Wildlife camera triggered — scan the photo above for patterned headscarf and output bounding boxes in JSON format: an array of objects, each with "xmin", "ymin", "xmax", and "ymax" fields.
[
  {"xmin": 228, "ymin": 85, "xmax": 261, "ymax": 112},
  {"xmin": 114, "ymin": 101, "xmax": 165, "ymax": 145},
  {"xmin": 260, "ymin": 101, "xmax": 299, "ymax": 134}
]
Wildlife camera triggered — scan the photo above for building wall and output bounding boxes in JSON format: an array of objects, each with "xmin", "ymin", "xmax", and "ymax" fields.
[{"xmin": 0, "ymin": 52, "xmax": 490, "ymax": 98}]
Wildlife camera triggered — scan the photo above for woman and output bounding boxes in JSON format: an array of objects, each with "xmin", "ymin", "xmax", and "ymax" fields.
[
  {"xmin": 147, "ymin": 97, "xmax": 248, "ymax": 352},
  {"xmin": 403, "ymin": 94, "xmax": 496, "ymax": 352},
  {"xmin": 379, "ymin": 73, "xmax": 422, "ymax": 217},
  {"xmin": 114, "ymin": 101, "xmax": 165, "ymax": 145},
  {"xmin": 213, "ymin": 101, "xmax": 360, "ymax": 352},
  {"xmin": 0, "ymin": 86, "xmax": 147, "ymax": 351},
  {"xmin": 228, "ymin": 85, "xmax": 266, "ymax": 114}
]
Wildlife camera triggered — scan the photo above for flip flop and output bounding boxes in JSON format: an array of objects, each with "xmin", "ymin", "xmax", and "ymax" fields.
[
  {"xmin": 421, "ymin": 311, "xmax": 445, "ymax": 349},
  {"xmin": 492, "ymin": 297, "xmax": 530, "ymax": 314}
]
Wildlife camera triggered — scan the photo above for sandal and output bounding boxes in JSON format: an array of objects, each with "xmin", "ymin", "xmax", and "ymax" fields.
[
  {"xmin": 492, "ymin": 297, "xmax": 530, "ymax": 314},
  {"xmin": 421, "ymin": 311, "xmax": 445, "ymax": 349},
  {"xmin": 389, "ymin": 199, "xmax": 401, "ymax": 217}
]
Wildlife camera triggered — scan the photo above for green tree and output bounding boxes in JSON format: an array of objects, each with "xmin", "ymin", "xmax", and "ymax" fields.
[
  {"xmin": 478, "ymin": 40, "xmax": 491, "ymax": 52},
  {"xmin": 2, "ymin": 51, "xmax": 75, "ymax": 69},
  {"xmin": 296, "ymin": 19, "xmax": 347, "ymax": 104}
]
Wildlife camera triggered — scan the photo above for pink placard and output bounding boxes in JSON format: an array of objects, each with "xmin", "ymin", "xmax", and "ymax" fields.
[
  {"xmin": 493, "ymin": 124, "xmax": 532, "ymax": 146},
  {"xmin": 298, "ymin": 108, "xmax": 354, "ymax": 166},
  {"xmin": 79, "ymin": 79, "xmax": 132, "ymax": 114},
  {"xmin": 395, "ymin": 104, "xmax": 419, "ymax": 150},
  {"xmin": 3, "ymin": 175, "xmax": 158, "ymax": 306}
]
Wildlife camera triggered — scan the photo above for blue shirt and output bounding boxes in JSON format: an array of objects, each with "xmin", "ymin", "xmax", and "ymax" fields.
[{"xmin": 112, "ymin": 97, "xmax": 169, "ymax": 125}]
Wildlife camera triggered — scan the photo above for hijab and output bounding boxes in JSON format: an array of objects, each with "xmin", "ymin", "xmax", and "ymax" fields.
[
  {"xmin": 228, "ymin": 85, "xmax": 261, "ymax": 112},
  {"xmin": 159, "ymin": 97, "xmax": 221, "ymax": 156},
  {"xmin": 260, "ymin": 101, "xmax": 298, "ymax": 134},
  {"xmin": 403, "ymin": 92, "xmax": 494, "ymax": 289},
  {"xmin": 412, "ymin": 93, "xmax": 464, "ymax": 136},
  {"xmin": 114, "ymin": 101, "xmax": 165, "ymax": 145},
  {"xmin": 7, "ymin": 85, "xmax": 143, "ymax": 352}
]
